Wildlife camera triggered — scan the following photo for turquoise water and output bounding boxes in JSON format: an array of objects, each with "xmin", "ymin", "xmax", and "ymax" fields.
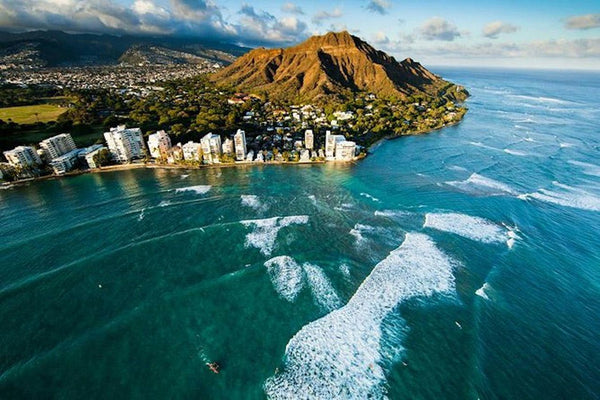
[{"xmin": 1, "ymin": 68, "xmax": 600, "ymax": 399}]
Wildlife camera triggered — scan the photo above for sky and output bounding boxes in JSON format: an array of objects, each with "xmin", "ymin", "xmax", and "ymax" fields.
[{"xmin": 0, "ymin": 0, "xmax": 599, "ymax": 69}]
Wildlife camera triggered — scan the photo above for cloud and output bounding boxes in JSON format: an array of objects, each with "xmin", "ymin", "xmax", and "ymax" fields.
[
  {"xmin": 281, "ymin": 2, "xmax": 304, "ymax": 15},
  {"xmin": 419, "ymin": 17, "xmax": 462, "ymax": 41},
  {"xmin": 483, "ymin": 21, "xmax": 518, "ymax": 38},
  {"xmin": 565, "ymin": 14, "xmax": 600, "ymax": 30},
  {"xmin": 420, "ymin": 38, "xmax": 600, "ymax": 58},
  {"xmin": 312, "ymin": 8, "xmax": 343, "ymax": 25},
  {"xmin": 366, "ymin": 0, "xmax": 391, "ymax": 15},
  {"xmin": 373, "ymin": 31, "xmax": 390, "ymax": 45},
  {"xmin": 0, "ymin": 0, "xmax": 308, "ymax": 47}
]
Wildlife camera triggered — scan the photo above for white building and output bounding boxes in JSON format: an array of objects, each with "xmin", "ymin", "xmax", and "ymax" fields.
[
  {"xmin": 335, "ymin": 141, "xmax": 356, "ymax": 161},
  {"xmin": 182, "ymin": 141, "xmax": 202, "ymax": 161},
  {"xmin": 104, "ymin": 125, "xmax": 145, "ymax": 163},
  {"xmin": 325, "ymin": 130, "xmax": 345, "ymax": 160},
  {"xmin": 304, "ymin": 129, "xmax": 314, "ymax": 150},
  {"xmin": 147, "ymin": 130, "xmax": 171, "ymax": 159},
  {"xmin": 81, "ymin": 145, "xmax": 106, "ymax": 169},
  {"xmin": 50, "ymin": 149, "xmax": 83, "ymax": 174},
  {"xmin": 39, "ymin": 133, "xmax": 76, "ymax": 160},
  {"xmin": 300, "ymin": 149, "xmax": 311, "ymax": 162},
  {"xmin": 200, "ymin": 132, "xmax": 222, "ymax": 164},
  {"xmin": 3, "ymin": 146, "xmax": 42, "ymax": 168},
  {"xmin": 234, "ymin": 129, "xmax": 247, "ymax": 161},
  {"xmin": 222, "ymin": 138, "xmax": 234, "ymax": 156},
  {"xmin": 246, "ymin": 150, "xmax": 254, "ymax": 162}
]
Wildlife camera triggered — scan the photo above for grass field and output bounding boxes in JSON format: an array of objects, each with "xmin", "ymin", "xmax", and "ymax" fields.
[{"xmin": 0, "ymin": 103, "xmax": 67, "ymax": 124}]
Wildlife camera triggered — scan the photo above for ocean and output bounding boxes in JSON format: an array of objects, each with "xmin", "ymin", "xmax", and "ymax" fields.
[{"xmin": 1, "ymin": 68, "xmax": 599, "ymax": 399}]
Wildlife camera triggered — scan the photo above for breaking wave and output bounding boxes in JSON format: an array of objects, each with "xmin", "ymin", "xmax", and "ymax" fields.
[
  {"xmin": 445, "ymin": 173, "xmax": 518, "ymax": 196},
  {"xmin": 241, "ymin": 195, "xmax": 268, "ymax": 211},
  {"xmin": 475, "ymin": 282, "xmax": 491, "ymax": 300},
  {"xmin": 242, "ymin": 216, "xmax": 309, "ymax": 256},
  {"xmin": 264, "ymin": 256, "xmax": 305, "ymax": 302},
  {"xmin": 264, "ymin": 233, "xmax": 456, "ymax": 399},
  {"xmin": 519, "ymin": 182, "xmax": 600, "ymax": 212},
  {"xmin": 424, "ymin": 212, "xmax": 510, "ymax": 245},
  {"xmin": 303, "ymin": 263, "xmax": 343, "ymax": 312},
  {"xmin": 569, "ymin": 160, "xmax": 600, "ymax": 177},
  {"xmin": 174, "ymin": 185, "xmax": 211, "ymax": 194},
  {"xmin": 360, "ymin": 192, "xmax": 381, "ymax": 202}
]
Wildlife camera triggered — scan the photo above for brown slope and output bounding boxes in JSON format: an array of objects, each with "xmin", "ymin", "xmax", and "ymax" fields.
[{"xmin": 211, "ymin": 31, "xmax": 461, "ymax": 102}]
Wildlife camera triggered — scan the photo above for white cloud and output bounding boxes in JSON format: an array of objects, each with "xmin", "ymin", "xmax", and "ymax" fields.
[
  {"xmin": 483, "ymin": 21, "xmax": 518, "ymax": 39},
  {"xmin": 366, "ymin": 0, "xmax": 391, "ymax": 15},
  {"xmin": 419, "ymin": 17, "xmax": 462, "ymax": 41},
  {"xmin": 281, "ymin": 2, "xmax": 304, "ymax": 15},
  {"xmin": 565, "ymin": 14, "xmax": 600, "ymax": 30},
  {"xmin": 312, "ymin": 8, "xmax": 343, "ymax": 25},
  {"xmin": 0, "ymin": 0, "xmax": 309, "ymax": 46},
  {"xmin": 373, "ymin": 31, "xmax": 390, "ymax": 44}
]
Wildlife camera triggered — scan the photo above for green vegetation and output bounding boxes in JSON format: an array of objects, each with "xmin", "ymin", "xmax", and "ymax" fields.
[
  {"xmin": 92, "ymin": 148, "xmax": 113, "ymax": 167},
  {"xmin": 0, "ymin": 103, "xmax": 68, "ymax": 125}
]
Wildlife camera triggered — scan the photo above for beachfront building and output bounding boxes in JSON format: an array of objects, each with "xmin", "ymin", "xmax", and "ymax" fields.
[
  {"xmin": 81, "ymin": 145, "xmax": 106, "ymax": 169},
  {"xmin": 200, "ymin": 133, "xmax": 222, "ymax": 164},
  {"xmin": 335, "ymin": 141, "xmax": 357, "ymax": 161},
  {"xmin": 234, "ymin": 129, "xmax": 247, "ymax": 161},
  {"xmin": 325, "ymin": 130, "xmax": 346, "ymax": 160},
  {"xmin": 104, "ymin": 125, "xmax": 145, "ymax": 163},
  {"xmin": 182, "ymin": 141, "xmax": 202, "ymax": 161},
  {"xmin": 3, "ymin": 146, "xmax": 42, "ymax": 168},
  {"xmin": 300, "ymin": 149, "xmax": 311, "ymax": 162},
  {"xmin": 147, "ymin": 130, "xmax": 171, "ymax": 159},
  {"xmin": 222, "ymin": 138, "xmax": 234, "ymax": 156},
  {"xmin": 39, "ymin": 133, "xmax": 76, "ymax": 160},
  {"xmin": 305, "ymin": 129, "xmax": 314, "ymax": 150},
  {"xmin": 50, "ymin": 149, "xmax": 84, "ymax": 175}
]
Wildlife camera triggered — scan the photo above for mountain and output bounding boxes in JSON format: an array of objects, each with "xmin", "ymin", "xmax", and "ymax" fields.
[
  {"xmin": 212, "ymin": 31, "xmax": 468, "ymax": 102},
  {"xmin": 0, "ymin": 30, "xmax": 248, "ymax": 68}
]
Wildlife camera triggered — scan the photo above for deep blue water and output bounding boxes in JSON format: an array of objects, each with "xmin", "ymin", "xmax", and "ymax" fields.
[{"xmin": 1, "ymin": 68, "xmax": 599, "ymax": 399}]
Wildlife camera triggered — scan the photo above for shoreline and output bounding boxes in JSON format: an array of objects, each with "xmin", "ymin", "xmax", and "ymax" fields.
[{"xmin": 1, "ymin": 117, "xmax": 463, "ymax": 188}]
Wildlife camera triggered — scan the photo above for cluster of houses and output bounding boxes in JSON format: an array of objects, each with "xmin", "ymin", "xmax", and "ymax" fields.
[
  {"xmin": 1, "ymin": 124, "xmax": 358, "ymax": 180},
  {"xmin": 144, "ymin": 128, "xmax": 358, "ymax": 165}
]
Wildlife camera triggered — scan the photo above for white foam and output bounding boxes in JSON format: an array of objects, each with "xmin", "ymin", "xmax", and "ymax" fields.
[
  {"xmin": 569, "ymin": 160, "xmax": 600, "ymax": 177},
  {"xmin": 138, "ymin": 208, "xmax": 145, "ymax": 221},
  {"xmin": 241, "ymin": 195, "xmax": 267, "ymax": 211},
  {"xmin": 469, "ymin": 141, "xmax": 503, "ymax": 152},
  {"xmin": 264, "ymin": 256, "xmax": 305, "ymax": 302},
  {"xmin": 508, "ymin": 94, "xmax": 572, "ymax": 105},
  {"xmin": 559, "ymin": 142, "xmax": 575, "ymax": 148},
  {"xmin": 339, "ymin": 263, "xmax": 351, "ymax": 278},
  {"xmin": 242, "ymin": 216, "xmax": 309, "ymax": 256},
  {"xmin": 308, "ymin": 195, "xmax": 317, "ymax": 205},
  {"xmin": 446, "ymin": 173, "xmax": 518, "ymax": 196},
  {"xmin": 158, "ymin": 200, "xmax": 171, "ymax": 207},
  {"xmin": 520, "ymin": 182, "xmax": 600, "ymax": 212},
  {"xmin": 503, "ymin": 148, "xmax": 529, "ymax": 157},
  {"xmin": 374, "ymin": 210, "xmax": 411, "ymax": 218},
  {"xmin": 264, "ymin": 233, "xmax": 456, "ymax": 399},
  {"xmin": 475, "ymin": 283, "xmax": 491, "ymax": 300},
  {"xmin": 424, "ymin": 212, "xmax": 509, "ymax": 245},
  {"xmin": 360, "ymin": 192, "xmax": 381, "ymax": 202},
  {"xmin": 175, "ymin": 185, "xmax": 211, "ymax": 194},
  {"xmin": 180, "ymin": 174, "xmax": 189, "ymax": 179},
  {"xmin": 303, "ymin": 263, "xmax": 343, "ymax": 312}
]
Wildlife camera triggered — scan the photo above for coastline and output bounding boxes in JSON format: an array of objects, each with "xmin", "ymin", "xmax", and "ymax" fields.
[{"xmin": 1, "ymin": 117, "xmax": 463, "ymax": 188}]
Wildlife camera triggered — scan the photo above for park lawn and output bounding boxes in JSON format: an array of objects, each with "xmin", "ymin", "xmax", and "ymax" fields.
[{"xmin": 0, "ymin": 103, "xmax": 67, "ymax": 124}]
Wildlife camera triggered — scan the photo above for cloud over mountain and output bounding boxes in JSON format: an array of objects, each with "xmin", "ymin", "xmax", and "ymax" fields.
[{"xmin": 0, "ymin": 0, "xmax": 308, "ymax": 46}]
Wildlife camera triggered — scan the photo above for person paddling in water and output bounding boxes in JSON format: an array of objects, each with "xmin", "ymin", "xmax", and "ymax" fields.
[{"xmin": 207, "ymin": 362, "xmax": 220, "ymax": 374}]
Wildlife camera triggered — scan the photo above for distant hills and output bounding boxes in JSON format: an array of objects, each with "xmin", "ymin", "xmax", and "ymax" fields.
[
  {"xmin": 213, "ymin": 31, "xmax": 468, "ymax": 102},
  {"xmin": 0, "ymin": 30, "xmax": 248, "ymax": 68}
]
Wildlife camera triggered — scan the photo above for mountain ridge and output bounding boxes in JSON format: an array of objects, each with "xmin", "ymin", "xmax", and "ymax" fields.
[{"xmin": 212, "ymin": 31, "xmax": 467, "ymax": 102}]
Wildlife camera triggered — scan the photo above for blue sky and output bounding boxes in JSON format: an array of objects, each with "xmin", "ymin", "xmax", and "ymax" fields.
[{"xmin": 0, "ymin": 0, "xmax": 598, "ymax": 69}]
